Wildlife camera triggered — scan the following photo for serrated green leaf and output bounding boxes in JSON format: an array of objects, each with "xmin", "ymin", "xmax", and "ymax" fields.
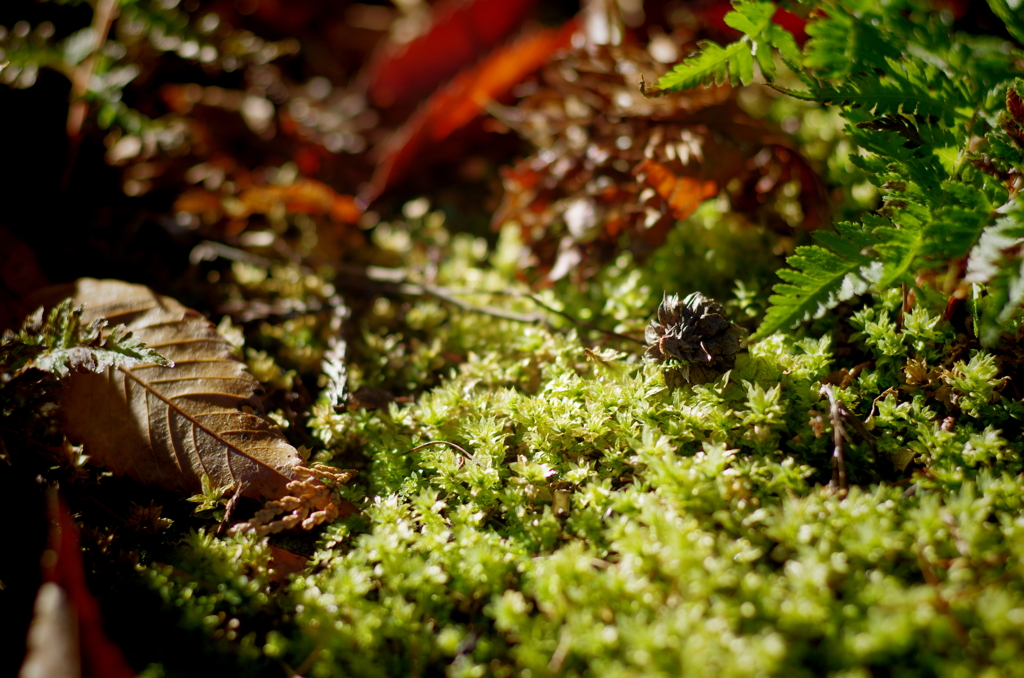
[
  {"xmin": 966, "ymin": 198, "xmax": 1024, "ymax": 344},
  {"xmin": 733, "ymin": 44, "xmax": 755, "ymax": 86},
  {"xmin": 751, "ymin": 240, "xmax": 879, "ymax": 343},
  {"xmin": 18, "ymin": 298, "xmax": 173, "ymax": 378},
  {"xmin": 804, "ymin": 9, "xmax": 901, "ymax": 80},
  {"xmin": 723, "ymin": 1, "xmax": 776, "ymax": 36},
  {"xmin": 655, "ymin": 40, "xmax": 752, "ymax": 91},
  {"xmin": 657, "ymin": 1, "xmax": 789, "ymax": 91},
  {"xmin": 754, "ymin": 40, "xmax": 777, "ymax": 82},
  {"xmin": 986, "ymin": 0, "xmax": 1024, "ymax": 46},
  {"xmin": 765, "ymin": 23, "xmax": 802, "ymax": 70}
]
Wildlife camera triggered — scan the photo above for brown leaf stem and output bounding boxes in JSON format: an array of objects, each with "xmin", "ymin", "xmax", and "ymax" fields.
[{"xmin": 819, "ymin": 384, "xmax": 850, "ymax": 495}]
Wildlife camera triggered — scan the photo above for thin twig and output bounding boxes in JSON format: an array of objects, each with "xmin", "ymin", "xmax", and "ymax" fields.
[
  {"xmin": 217, "ymin": 482, "xmax": 245, "ymax": 535},
  {"xmin": 286, "ymin": 640, "xmax": 325, "ymax": 678},
  {"xmin": 548, "ymin": 628, "xmax": 572, "ymax": 673},
  {"xmin": 248, "ymin": 237, "xmax": 639, "ymax": 341},
  {"xmin": 195, "ymin": 240, "xmax": 644, "ymax": 345},
  {"xmin": 63, "ymin": 0, "xmax": 118, "ymax": 189},
  {"xmin": 398, "ymin": 286, "xmax": 645, "ymax": 345},
  {"xmin": 819, "ymin": 383, "xmax": 876, "ymax": 495},
  {"xmin": 514, "ymin": 291, "xmax": 645, "ymax": 345},
  {"xmin": 404, "ymin": 283, "xmax": 547, "ymax": 325},
  {"xmin": 819, "ymin": 384, "xmax": 850, "ymax": 496},
  {"xmin": 191, "ymin": 240, "xmax": 278, "ymax": 269},
  {"xmin": 68, "ymin": 0, "xmax": 119, "ymax": 134},
  {"xmin": 406, "ymin": 440, "xmax": 481, "ymax": 467},
  {"xmin": 896, "ymin": 282, "xmax": 909, "ymax": 332},
  {"xmin": 914, "ymin": 544, "xmax": 970, "ymax": 647}
]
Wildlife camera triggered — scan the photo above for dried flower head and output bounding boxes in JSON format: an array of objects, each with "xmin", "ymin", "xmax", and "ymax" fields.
[{"xmin": 644, "ymin": 292, "xmax": 744, "ymax": 386}]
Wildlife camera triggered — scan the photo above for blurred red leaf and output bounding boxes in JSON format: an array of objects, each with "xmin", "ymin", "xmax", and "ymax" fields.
[
  {"xmin": 19, "ymin": 490, "xmax": 135, "ymax": 678},
  {"xmin": 634, "ymin": 158, "xmax": 719, "ymax": 222},
  {"xmin": 364, "ymin": 19, "xmax": 578, "ymax": 205},
  {"xmin": 175, "ymin": 179, "xmax": 362, "ymax": 224},
  {"xmin": 363, "ymin": 0, "xmax": 539, "ymax": 109}
]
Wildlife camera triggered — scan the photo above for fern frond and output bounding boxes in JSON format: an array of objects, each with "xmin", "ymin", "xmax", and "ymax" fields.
[
  {"xmin": 985, "ymin": 0, "xmax": 1024, "ymax": 46},
  {"xmin": 802, "ymin": 7, "xmax": 902, "ymax": 80},
  {"xmin": 750, "ymin": 223, "xmax": 881, "ymax": 342},
  {"xmin": 721, "ymin": 3, "xmax": 1022, "ymax": 343},
  {"xmin": 872, "ymin": 215, "xmax": 929, "ymax": 288},
  {"xmin": 966, "ymin": 198, "xmax": 1024, "ymax": 345},
  {"xmin": 778, "ymin": 61, "xmax": 971, "ymax": 127},
  {"xmin": 654, "ymin": 1, "xmax": 784, "ymax": 91},
  {"xmin": 11, "ymin": 299, "xmax": 172, "ymax": 378},
  {"xmin": 656, "ymin": 40, "xmax": 755, "ymax": 91},
  {"xmin": 924, "ymin": 183, "xmax": 994, "ymax": 259},
  {"xmin": 862, "ymin": 184, "xmax": 990, "ymax": 290}
]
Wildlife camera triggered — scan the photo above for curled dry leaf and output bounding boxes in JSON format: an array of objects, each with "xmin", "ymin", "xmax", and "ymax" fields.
[
  {"xmin": 493, "ymin": 41, "xmax": 826, "ymax": 281},
  {"xmin": 33, "ymin": 279, "xmax": 342, "ymax": 502}
]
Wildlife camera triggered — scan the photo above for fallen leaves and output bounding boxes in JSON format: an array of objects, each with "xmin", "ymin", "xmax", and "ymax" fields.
[
  {"xmin": 363, "ymin": 19, "xmax": 579, "ymax": 204},
  {"xmin": 634, "ymin": 158, "xmax": 719, "ymax": 221},
  {"xmin": 175, "ymin": 178, "xmax": 362, "ymax": 226},
  {"xmin": 492, "ymin": 43, "xmax": 827, "ymax": 280},
  {"xmin": 363, "ymin": 0, "xmax": 538, "ymax": 109},
  {"xmin": 32, "ymin": 279, "xmax": 348, "ymax": 504}
]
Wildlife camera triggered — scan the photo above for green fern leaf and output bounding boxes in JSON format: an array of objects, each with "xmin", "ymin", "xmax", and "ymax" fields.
[
  {"xmin": 803, "ymin": 8, "xmax": 901, "ymax": 80},
  {"xmin": 655, "ymin": 0, "xmax": 781, "ymax": 91},
  {"xmin": 986, "ymin": 0, "xmax": 1024, "ymax": 46},
  {"xmin": 16, "ymin": 299, "xmax": 173, "ymax": 379},
  {"xmin": 656, "ymin": 40, "xmax": 754, "ymax": 91},
  {"xmin": 966, "ymin": 198, "xmax": 1024, "ymax": 345},
  {"xmin": 765, "ymin": 23, "xmax": 802, "ymax": 71},
  {"xmin": 924, "ymin": 183, "xmax": 994, "ymax": 259},
  {"xmin": 780, "ymin": 62, "xmax": 970, "ymax": 127},
  {"xmin": 722, "ymin": 0, "xmax": 776, "ymax": 36},
  {"xmin": 872, "ymin": 222, "xmax": 927, "ymax": 289},
  {"xmin": 750, "ymin": 224, "xmax": 880, "ymax": 342}
]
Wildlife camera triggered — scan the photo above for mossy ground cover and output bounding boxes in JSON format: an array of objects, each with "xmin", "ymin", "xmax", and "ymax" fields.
[
  {"xmin": 3, "ymin": 1, "xmax": 1024, "ymax": 676},
  {"xmin": 87, "ymin": 203, "xmax": 1024, "ymax": 678}
]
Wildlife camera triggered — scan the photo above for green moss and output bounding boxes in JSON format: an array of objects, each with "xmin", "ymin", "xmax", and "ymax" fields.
[
  {"xmin": 113, "ymin": 207, "xmax": 1024, "ymax": 676},
  {"xmin": 9, "ymin": 1, "xmax": 1020, "ymax": 675}
]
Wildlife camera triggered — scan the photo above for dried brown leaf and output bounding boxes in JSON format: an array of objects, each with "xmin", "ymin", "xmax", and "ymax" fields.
[
  {"xmin": 492, "ymin": 42, "xmax": 826, "ymax": 280},
  {"xmin": 34, "ymin": 279, "xmax": 306, "ymax": 500}
]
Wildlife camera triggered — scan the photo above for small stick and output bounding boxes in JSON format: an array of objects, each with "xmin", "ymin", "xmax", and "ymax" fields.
[
  {"xmin": 405, "ymin": 283, "xmax": 546, "ymax": 325},
  {"xmin": 62, "ymin": 0, "xmax": 118, "ymax": 189},
  {"xmin": 820, "ymin": 384, "xmax": 849, "ymax": 496},
  {"xmin": 424, "ymin": 287, "xmax": 645, "ymax": 345},
  {"xmin": 195, "ymin": 240, "xmax": 644, "ymax": 345},
  {"xmin": 217, "ymin": 482, "xmax": 245, "ymax": 535},
  {"xmin": 406, "ymin": 440, "xmax": 480, "ymax": 467}
]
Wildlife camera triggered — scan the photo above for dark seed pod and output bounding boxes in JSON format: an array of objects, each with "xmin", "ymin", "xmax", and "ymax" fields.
[{"xmin": 644, "ymin": 292, "xmax": 744, "ymax": 386}]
